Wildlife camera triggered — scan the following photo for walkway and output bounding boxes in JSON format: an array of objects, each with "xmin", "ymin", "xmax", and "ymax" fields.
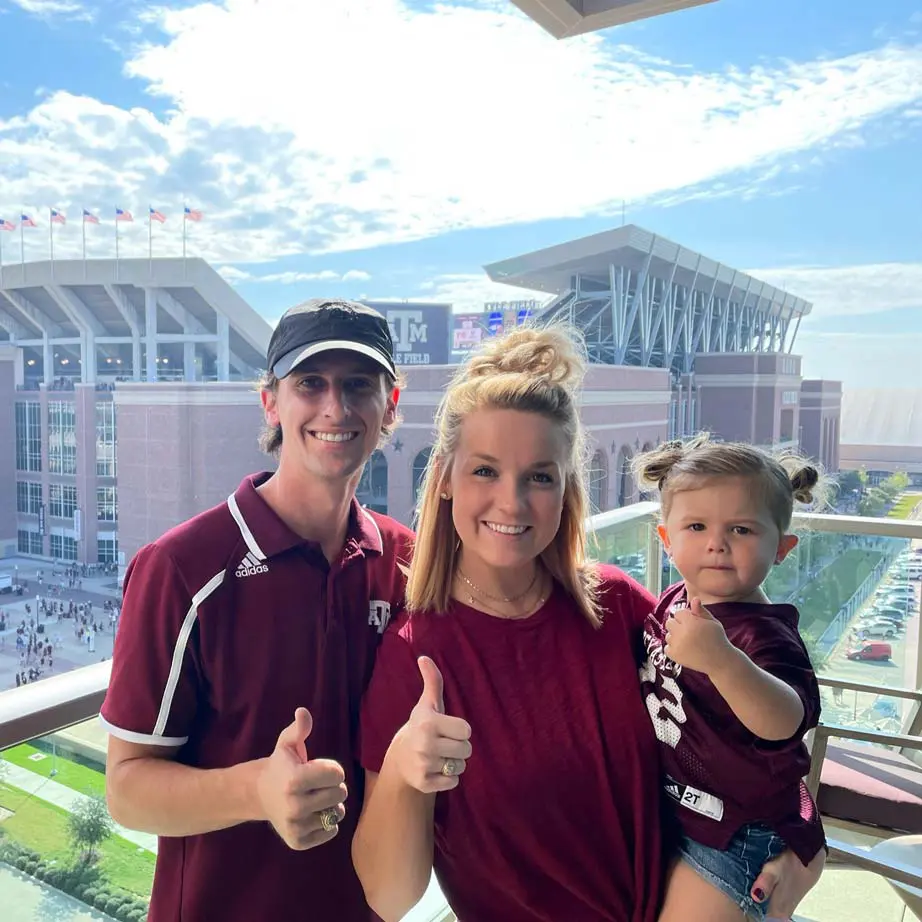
[
  {"xmin": 1, "ymin": 760, "xmax": 157, "ymax": 854},
  {"xmin": 0, "ymin": 864, "xmax": 116, "ymax": 921}
]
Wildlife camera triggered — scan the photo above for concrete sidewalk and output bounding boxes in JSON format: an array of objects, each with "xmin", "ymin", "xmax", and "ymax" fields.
[{"xmin": 0, "ymin": 760, "xmax": 157, "ymax": 854}]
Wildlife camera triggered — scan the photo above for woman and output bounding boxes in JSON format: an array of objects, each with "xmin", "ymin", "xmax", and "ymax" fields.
[{"xmin": 353, "ymin": 325, "xmax": 823, "ymax": 921}]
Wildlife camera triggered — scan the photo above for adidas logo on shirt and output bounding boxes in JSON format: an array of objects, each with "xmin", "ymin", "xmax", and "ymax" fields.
[{"xmin": 235, "ymin": 551, "xmax": 269, "ymax": 578}]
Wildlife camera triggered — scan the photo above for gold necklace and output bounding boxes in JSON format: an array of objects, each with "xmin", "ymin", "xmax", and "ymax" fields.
[{"xmin": 456, "ymin": 566, "xmax": 538, "ymax": 604}]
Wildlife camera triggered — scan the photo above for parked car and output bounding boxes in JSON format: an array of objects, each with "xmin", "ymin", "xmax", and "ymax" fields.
[
  {"xmin": 855, "ymin": 623, "xmax": 898, "ymax": 639},
  {"xmin": 847, "ymin": 641, "xmax": 893, "ymax": 662}
]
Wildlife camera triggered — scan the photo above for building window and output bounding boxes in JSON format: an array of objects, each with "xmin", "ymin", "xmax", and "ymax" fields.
[
  {"xmin": 49, "ymin": 483, "xmax": 78, "ymax": 520},
  {"xmin": 97, "ymin": 536, "xmax": 118, "ymax": 564},
  {"xmin": 96, "ymin": 402, "xmax": 117, "ymax": 477},
  {"xmin": 16, "ymin": 481, "xmax": 42, "ymax": 515},
  {"xmin": 97, "ymin": 486, "xmax": 118, "ymax": 522},
  {"xmin": 17, "ymin": 529, "xmax": 43, "ymax": 555},
  {"xmin": 15, "ymin": 402, "xmax": 42, "ymax": 472},
  {"xmin": 50, "ymin": 533, "xmax": 78, "ymax": 562},
  {"xmin": 782, "ymin": 390, "xmax": 799, "ymax": 405},
  {"xmin": 48, "ymin": 401, "xmax": 78, "ymax": 475}
]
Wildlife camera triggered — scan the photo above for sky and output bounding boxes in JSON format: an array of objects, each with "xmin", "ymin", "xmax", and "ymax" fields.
[{"xmin": 0, "ymin": 0, "xmax": 921, "ymax": 390}]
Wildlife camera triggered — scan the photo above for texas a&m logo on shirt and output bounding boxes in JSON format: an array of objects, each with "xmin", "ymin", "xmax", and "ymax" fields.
[{"xmin": 368, "ymin": 599, "xmax": 391, "ymax": 634}]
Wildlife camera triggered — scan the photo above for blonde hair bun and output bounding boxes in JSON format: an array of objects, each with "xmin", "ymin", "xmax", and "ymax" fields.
[{"xmin": 465, "ymin": 325, "xmax": 586, "ymax": 393}]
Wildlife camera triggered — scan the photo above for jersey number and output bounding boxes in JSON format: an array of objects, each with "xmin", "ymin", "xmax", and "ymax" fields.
[{"xmin": 639, "ymin": 655, "xmax": 686, "ymax": 749}]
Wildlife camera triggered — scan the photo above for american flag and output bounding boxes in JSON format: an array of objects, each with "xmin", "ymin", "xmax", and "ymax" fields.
[
  {"xmin": 83, "ymin": 209, "xmax": 100, "ymax": 225},
  {"xmin": 149, "ymin": 207, "xmax": 166, "ymax": 224},
  {"xmin": 51, "ymin": 209, "xmax": 66, "ymax": 225},
  {"xmin": 20, "ymin": 214, "xmax": 37, "ymax": 228},
  {"xmin": 116, "ymin": 208, "xmax": 133, "ymax": 222},
  {"xmin": 0, "ymin": 218, "xmax": 15, "ymax": 232},
  {"xmin": 184, "ymin": 206, "xmax": 203, "ymax": 222}
]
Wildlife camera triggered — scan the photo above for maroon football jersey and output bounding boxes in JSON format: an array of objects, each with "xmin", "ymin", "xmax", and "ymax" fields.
[
  {"xmin": 639, "ymin": 582, "xmax": 825, "ymax": 865},
  {"xmin": 360, "ymin": 567, "xmax": 668, "ymax": 922},
  {"xmin": 101, "ymin": 473, "xmax": 414, "ymax": 922}
]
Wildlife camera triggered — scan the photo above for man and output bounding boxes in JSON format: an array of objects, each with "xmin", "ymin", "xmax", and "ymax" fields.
[{"xmin": 102, "ymin": 299, "xmax": 413, "ymax": 922}]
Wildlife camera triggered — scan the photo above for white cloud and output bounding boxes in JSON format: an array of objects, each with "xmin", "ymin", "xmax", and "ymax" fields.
[
  {"xmin": 745, "ymin": 262, "xmax": 922, "ymax": 320},
  {"xmin": 1, "ymin": 2, "xmax": 922, "ymax": 261},
  {"xmin": 420, "ymin": 272, "xmax": 552, "ymax": 313},
  {"xmin": 215, "ymin": 266, "xmax": 371, "ymax": 285},
  {"xmin": 8, "ymin": 0, "xmax": 90, "ymax": 19}
]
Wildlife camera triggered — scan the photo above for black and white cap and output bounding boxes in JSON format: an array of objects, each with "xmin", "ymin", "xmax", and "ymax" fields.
[{"xmin": 267, "ymin": 299, "xmax": 396, "ymax": 379}]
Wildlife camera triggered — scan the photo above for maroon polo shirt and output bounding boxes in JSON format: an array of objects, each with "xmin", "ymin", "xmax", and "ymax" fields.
[
  {"xmin": 101, "ymin": 473, "xmax": 414, "ymax": 922},
  {"xmin": 639, "ymin": 582, "xmax": 825, "ymax": 865},
  {"xmin": 360, "ymin": 567, "xmax": 668, "ymax": 922}
]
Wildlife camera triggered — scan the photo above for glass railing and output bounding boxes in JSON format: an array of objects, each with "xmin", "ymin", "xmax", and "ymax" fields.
[{"xmin": 1, "ymin": 505, "xmax": 921, "ymax": 921}]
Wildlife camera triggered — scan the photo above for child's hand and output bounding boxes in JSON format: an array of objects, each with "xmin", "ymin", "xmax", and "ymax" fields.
[{"xmin": 664, "ymin": 598, "xmax": 735, "ymax": 676}]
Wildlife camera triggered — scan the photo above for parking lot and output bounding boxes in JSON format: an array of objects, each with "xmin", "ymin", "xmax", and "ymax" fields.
[{"xmin": 819, "ymin": 545, "xmax": 922, "ymax": 730}]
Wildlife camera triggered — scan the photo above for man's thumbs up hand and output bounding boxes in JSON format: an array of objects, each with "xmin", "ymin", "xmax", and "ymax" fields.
[
  {"xmin": 256, "ymin": 707, "xmax": 348, "ymax": 851},
  {"xmin": 386, "ymin": 657, "xmax": 472, "ymax": 794},
  {"xmin": 276, "ymin": 706, "xmax": 312, "ymax": 764}
]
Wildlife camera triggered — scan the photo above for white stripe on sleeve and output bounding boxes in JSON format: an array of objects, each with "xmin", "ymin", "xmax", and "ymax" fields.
[{"xmin": 153, "ymin": 568, "xmax": 226, "ymax": 738}]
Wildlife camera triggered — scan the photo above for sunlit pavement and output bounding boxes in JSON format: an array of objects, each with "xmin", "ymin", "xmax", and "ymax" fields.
[{"xmin": 0, "ymin": 865, "xmax": 115, "ymax": 922}]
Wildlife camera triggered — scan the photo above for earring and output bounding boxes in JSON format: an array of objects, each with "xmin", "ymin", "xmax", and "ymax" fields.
[{"xmin": 440, "ymin": 492, "xmax": 451, "ymax": 501}]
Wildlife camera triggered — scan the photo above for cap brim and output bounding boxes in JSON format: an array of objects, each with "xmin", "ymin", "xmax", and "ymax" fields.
[{"xmin": 273, "ymin": 340, "xmax": 396, "ymax": 378}]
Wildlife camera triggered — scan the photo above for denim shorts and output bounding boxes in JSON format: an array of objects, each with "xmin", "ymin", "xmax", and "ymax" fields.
[{"xmin": 678, "ymin": 824, "xmax": 787, "ymax": 921}]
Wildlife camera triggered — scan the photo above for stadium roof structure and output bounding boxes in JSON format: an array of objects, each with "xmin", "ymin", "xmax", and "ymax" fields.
[
  {"xmin": 0, "ymin": 258, "xmax": 270, "ymax": 383},
  {"xmin": 841, "ymin": 389, "xmax": 922, "ymax": 449},
  {"xmin": 508, "ymin": 0, "xmax": 718, "ymax": 39},
  {"xmin": 484, "ymin": 225, "xmax": 812, "ymax": 373}
]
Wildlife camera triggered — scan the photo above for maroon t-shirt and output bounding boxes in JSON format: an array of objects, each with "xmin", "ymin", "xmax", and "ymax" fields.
[
  {"xmin": 639, "ymin": 582, "xmax": 825, "ymax": 865},
  {"xmin": 360, "ymin": 567, "xmax": 668, "ymax": 922},
  {"xmin": 100, "ymin": 473, "xmax": 414, "ymax": 922}
]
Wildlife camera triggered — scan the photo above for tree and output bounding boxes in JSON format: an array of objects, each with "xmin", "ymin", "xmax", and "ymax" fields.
[
  {"xmin": 858, "ymin": 486, "xmax": 889, "ymax": 517},
  {"xmin": 880, "ymin": 472, "xmax": 910, "ymax": 500},
  {"xmin": 837, "ymin": 470, "xmax": 864, "ymax": 496},
  {"xmin": 67, "ymin": 795, "xmax": 113, "ymax": 863}
]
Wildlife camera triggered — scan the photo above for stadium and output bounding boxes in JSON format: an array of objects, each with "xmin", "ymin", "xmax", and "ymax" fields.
[{"xmin": 1, "ymin": 223, "xmax": 837, "ymax": 568}]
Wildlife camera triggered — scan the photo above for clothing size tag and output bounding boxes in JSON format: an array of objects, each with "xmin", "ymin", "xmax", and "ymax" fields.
[{"xmin": 665, "ymin": 777, "xmax": 725, "ymax": 822}]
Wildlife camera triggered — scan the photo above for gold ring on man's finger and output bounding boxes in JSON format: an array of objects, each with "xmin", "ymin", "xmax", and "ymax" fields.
[
  {"xmin": 319, "ymin": 807, "xmax": 340, "ymax": 833},
  {"xmin": 440, "ymin": 758, "xmax": 462, "ymax": 777}
]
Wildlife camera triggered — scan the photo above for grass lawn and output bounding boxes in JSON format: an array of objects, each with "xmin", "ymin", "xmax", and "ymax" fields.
[
  {"xmin": 2, "ymin": 743, "xmax": 106, "ymax": 797},
  {"xmin": 889, "ymin": 493, "xmax": 922, "ymax": 520},
  {"xmin": 0, "ymin": 781, "xmax": 155, "ymax": 899},
  {"xmin": 795, "ymin": 547, "xmax": 885, "ymax": 639}
]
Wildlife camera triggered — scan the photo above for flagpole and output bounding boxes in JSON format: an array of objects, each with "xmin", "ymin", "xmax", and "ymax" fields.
[
  {"xmin": 115, "ymin": 215, "xmax": 120, "ymax": 281},
  {"xmin": 82, "ymin": 216, "xmax": 87, "ymax": 279},
  {"xmin": 49, "ymin": 209, "xmax": 55, "ymax": 280},
  {"xmin": 20, "ymin": 218, "xmax": 24, "ymax": 280},
  {"xmin": 148, "ymin": 210, "xmax": 153, "ymax": 277}
]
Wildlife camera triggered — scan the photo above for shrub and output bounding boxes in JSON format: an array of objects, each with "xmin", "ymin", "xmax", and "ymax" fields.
[
  {"xmin": 126, "ymin": 909, "xmax": 146, "ymax": 922},
  {"xmin": 106, "ymin": 897, "xmax": 125, "ymax": 915},
  {"xmin": 95, "ymin": 890, "xmax": 113, "ymax": 910},
  {"xmin": 23, "ymin": 860, "xmax": 38, "ymax": 876},
  {"xmin": 45, "ymin": 869, "xmax": 63, "ymax": 888},
  {"xmin": 82, "ymin": 887, "xmax": 98, "ymax": 902}
]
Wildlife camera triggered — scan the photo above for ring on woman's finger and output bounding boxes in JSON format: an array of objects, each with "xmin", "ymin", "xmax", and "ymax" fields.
[
  {"xmin": 440, "ymin": 758, "xmax": 462, "ymax": 777},
  {"xmin": 319, "ymin": 807, "xmax": 340, "ymax": 833}
]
